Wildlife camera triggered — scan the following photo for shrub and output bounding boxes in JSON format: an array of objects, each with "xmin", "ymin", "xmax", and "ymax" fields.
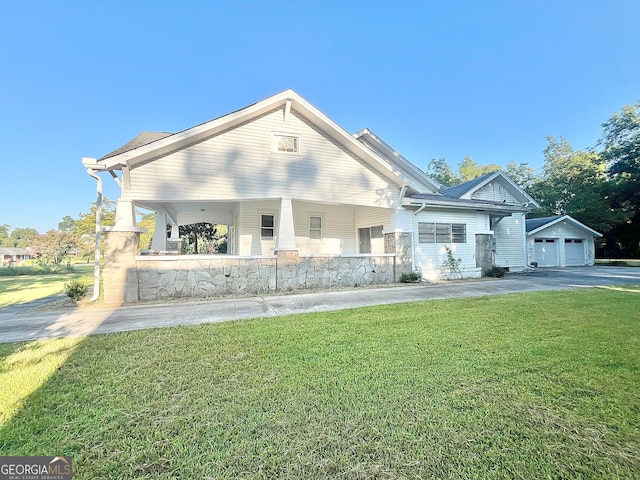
[
  {"xmin": 400, "ymin": 271, "xmax": 422, "ymax": 283},
  {"xmin": 485, "ymin": 266, "xmax": 506, "ymax": 278},
  {"xmin": 64, "ymin": 277, "xmax": 88, "ymax": 300}
]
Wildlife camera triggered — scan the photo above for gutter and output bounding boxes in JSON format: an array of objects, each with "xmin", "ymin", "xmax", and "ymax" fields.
[
  {"xmin": 86, "ymin": 168, "xmax": 102, "ymax": 302},
  {"xmin": 411, "ymin": 203, "xmax": 427, "ymax": 272}
]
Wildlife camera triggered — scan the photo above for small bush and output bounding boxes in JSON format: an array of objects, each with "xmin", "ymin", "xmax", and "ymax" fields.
[
  {"xmin": 400, "ymin": 271, "xmax": 422, "ymax": 283},
  {"xmin": 485, "ymin": 266, "xmax": 506, "ymax": 278},
  {"xmin": 64, "ymin": 277, "xmax": 88, "ymax": 300}
]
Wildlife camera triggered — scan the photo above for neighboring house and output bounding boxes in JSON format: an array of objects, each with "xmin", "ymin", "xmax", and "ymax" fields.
[
  {"xmin": 0, "ymin": 247, "xmax": 31, "ymax": 265},
  {"xmin": 526, "ymin": 215, "xmax": 602, "ymax": 267},
  {"xmin": 82, "ymin": 89, "xmax": 539, "ymax": 304}
]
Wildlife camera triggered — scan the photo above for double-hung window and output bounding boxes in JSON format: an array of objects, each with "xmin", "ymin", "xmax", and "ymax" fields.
[
  {"xmin": 261, "ymin": 214, "xmax": 275, "ymax": 240},
  {"xmin": 310, "ymin": 216, "xmax": 322, "ymax": 240}
]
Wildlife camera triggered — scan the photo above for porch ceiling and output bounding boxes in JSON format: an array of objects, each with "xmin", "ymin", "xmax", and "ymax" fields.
[{"xmin": 136, "ymin": 200, "xmax": 238, "ymax": 226}]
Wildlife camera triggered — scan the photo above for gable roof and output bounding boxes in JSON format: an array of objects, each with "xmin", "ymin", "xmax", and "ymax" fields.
[
  {"xmin": 100, "ymin": 131, "xmax": 173, "ymax": 161},
  {"xmin": 441, "ymin": 170, "xmax": 540, "ymax": 208},
  {"xmin": 353, "ymin": 128, "xmax": 442, "ymax": 194},
  {"xmin": 526, "ymin": 215, "xmax": 602, "ymax": 237},
  {"xmin": 84, "ymin": 89, "xmax": 426, "ymax": 194},
  {"xmin": 440, "ymin": 171, "xmax": 497, "ymax": 198}
]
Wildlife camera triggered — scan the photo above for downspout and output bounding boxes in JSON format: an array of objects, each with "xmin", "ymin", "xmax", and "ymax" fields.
[
  {"xmin": 412, "ymin": 203, "xmax": 427, "ymax": 272},
  {"xmin": 86, "ymin": 168, "xmax": 102, "ymax": 302}
]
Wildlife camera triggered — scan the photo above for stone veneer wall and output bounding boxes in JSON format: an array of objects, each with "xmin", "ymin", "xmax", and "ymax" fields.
[{"xmin": 135, "ymin": 254, "xmax": 396, "ymax": 301}]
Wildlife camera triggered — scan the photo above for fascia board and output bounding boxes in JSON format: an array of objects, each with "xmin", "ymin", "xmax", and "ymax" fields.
[
  {"xmin": 99, "ymin": 91, "xmax": 296, "ymax": 170},
  {"xmin": 409, "ymin": 198, "xmax": 530, "ymax": 213},
  {"xmin": 463, "ymin": 171, "xmax": 540, "ymax": 208},
  {"xmin": 353, "ymin": 129, "xmax": 442, "ymax": 192},
  {"xmin": 290, "ymin": 96, "xmax": 418, "ymax": 191}
]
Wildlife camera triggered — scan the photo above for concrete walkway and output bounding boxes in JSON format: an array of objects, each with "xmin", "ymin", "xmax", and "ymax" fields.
[{"xmin": 1, "ymin": 266, "xmax": 639, "ymax": 344}]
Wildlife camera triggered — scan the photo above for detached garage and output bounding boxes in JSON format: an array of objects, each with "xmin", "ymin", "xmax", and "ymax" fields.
[{"xmin": 526, "ymin": 215, "xmax": 602, "ymax": 267}]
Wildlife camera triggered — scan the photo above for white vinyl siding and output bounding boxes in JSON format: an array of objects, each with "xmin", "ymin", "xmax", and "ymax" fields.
[
  {"xmin": 471, "ymin": 181, "xmax": 519, "ymax": 203},
  {"xmin": 126, "ymin": 109, "xmax": 400, "ymax": 208},
  {"xmin": 292, "ymin": 201, "xmax": 356, "ymax": 255},
  {"xmin": 414, "ymin": 209, "xmax": 484, "ymax": 281},
  {"xmin": 494, "ymin": 213, "xmax": 526, "ymax": 270}
]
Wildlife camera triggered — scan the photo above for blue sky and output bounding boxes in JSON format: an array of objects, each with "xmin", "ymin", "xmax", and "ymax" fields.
[{"xmin": 1, "ymin": 0, "xmax": 638, "ymax": 233}]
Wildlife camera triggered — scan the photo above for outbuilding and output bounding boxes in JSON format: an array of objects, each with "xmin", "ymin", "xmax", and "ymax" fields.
[{"xmin": 526, "ymin": 215, "xmax": 602, "ymax": 267}]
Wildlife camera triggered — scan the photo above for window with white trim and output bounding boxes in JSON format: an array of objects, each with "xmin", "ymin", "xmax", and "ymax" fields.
[
  {"xmin": 310, "ymin": 216, "xmax": 322, "ymax": 240},
  {"xmin": 261, "ymin": 214, "xmax": 275, "ymax": 240},
  {"xmin": 418, "ymin": 222, "xmax": 466, "ymax": 243},
  {"xmin": 273, "ymin": 133, "xmax": 300, "ymax": 153}
]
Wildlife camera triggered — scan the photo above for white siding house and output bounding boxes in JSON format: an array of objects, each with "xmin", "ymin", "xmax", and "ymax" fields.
[
  {"xmin": 526, "ymin": 215, "xmax": 602, "ymax": 267},
  {"xmin": 82, "ymin": 90, "xmax": 540, "ymax": 304}
]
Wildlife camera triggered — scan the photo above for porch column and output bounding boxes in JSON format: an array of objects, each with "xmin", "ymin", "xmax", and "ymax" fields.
[
  {"xmin": 274, "ymin": 197, "xmax": 300, "ymax": 291},
  {"xmin": 150, "ymin": 212, "xmax": 168, "ymax": 251},
  {"xmin": 275, "ymin": 197, "xmax": 297, "ymax": 251},
  {"xmin": 385, "ymin": 207, "xmax": 413, "ymax": 282},
  {"xmin": 102, "ymin": 199, "xmax": 145, "ymax": 304}
]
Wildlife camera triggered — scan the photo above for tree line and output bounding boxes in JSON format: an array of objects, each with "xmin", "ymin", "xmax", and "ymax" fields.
[{"xmin": 425, "ymin": 101, "xmax": 639, "ymax": 257}]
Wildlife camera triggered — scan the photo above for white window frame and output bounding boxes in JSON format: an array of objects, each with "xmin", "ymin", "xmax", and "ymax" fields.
[
  {"xmin": 272, "ymin": 132, "xmax": 301, "ymax": 154},
  {"xmin": 260, "ymin": 213, "xmax": 276, "ymax": 240},
  {"xmin": 309, "ymin": 215, "xmax": 323, "ymax": 240}
]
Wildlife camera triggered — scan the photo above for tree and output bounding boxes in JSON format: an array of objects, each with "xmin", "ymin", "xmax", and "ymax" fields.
[
  {"xmin": 30, "ymin": 230, "xmax": 77, "ymax": 264},
  {"xmin": 503, "ymin": 161, "xmax": 536, "ymax": 190},
  {"xmin": 601, "ymin": 102, "xmax": 640, "ymax": 256},
  {"xmin": 171, "ymin": 223, "xmax": 227, "ymax": 254},
  {"xmin": 425, "ymin": 158, "xmax": 460, "ymax": 186},
  {"xmin": 0, "ymin": 224, "xmax": 10, "ymax": 246},
  {"xmin": 58, "ymin": 215, "xmax": 76, "ymax": 233},
  {"xmin": 458, "ymin": 157, "xmax": 500, "ymax": 181},
  {"xmin": 72, "ymin": 197, "xmax": 116, "ymax": 238},
  {"xmin": 7, "ymin": 228, "xmax": 39, "ymax": 248},
  {"xmin": 528, "ymin": 136, "xmax": 625, "ymax": 236},
  {"xmin": 138, "ymin": 213, "xmax": 157, "ymax": 251}
]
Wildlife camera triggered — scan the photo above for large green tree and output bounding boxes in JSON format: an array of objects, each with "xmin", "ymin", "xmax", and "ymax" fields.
[
  {"xmin": 30, "ymin": 230, "xmax": 77, "ymax": 264},
  {"xmin": 601, "ymin": 102, "xmax": 640, "ymax": 256},
  {"xmin": 425, "ymin": 158, "xmax": 460, "ymax": 186},
  {"xmin": 7, "ymin": 227, "xmax": 39, "ymax": 248},
  {"xmin": 529, "ymin": 136, "xmax": 627, "ymax": 236},
  {"xmin": 458, "ymin": 156, "xmax": 501, "ymax": 182}
]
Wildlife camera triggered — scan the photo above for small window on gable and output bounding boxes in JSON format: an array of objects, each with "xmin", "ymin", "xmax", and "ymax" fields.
[
  {"xmin": 310, "ymin": 216, "xmax": 322, "ymax": 240},
  {"xmin": 261, "ymin": 214, "xmax": 274, "ymax": 240},
  {"xmin": 273, "ymin": 134, "xmax": 300, "ymax": 153}
]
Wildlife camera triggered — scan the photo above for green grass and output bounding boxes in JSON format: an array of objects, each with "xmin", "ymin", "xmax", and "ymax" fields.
[
  {"xmin": 0, "ymin": 265, "xmax": 93, "ymax": 306},
  {"xmin": 1, "ymin": 288, "xmax": 639, "ymax": 479}
]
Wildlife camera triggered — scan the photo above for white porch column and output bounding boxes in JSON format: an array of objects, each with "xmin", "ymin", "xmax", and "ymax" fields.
[
  {"xmin": 114, "ymin": 199, "xmax": 137, "ymax": 228},
  {"xmin": 275, "ymin": 197, "xmax": 297, "ymax": 251},
  {"xmin": 150, "ymin": 212, "xmax": 168, "ymax": 251}
]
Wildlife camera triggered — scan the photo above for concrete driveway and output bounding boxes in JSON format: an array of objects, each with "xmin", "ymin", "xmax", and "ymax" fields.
[{"xmin": 1, "ymin": 266, "xmax": 638, "ymax": 344}]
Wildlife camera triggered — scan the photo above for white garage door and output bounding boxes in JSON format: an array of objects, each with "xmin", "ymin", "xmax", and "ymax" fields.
[
  {"xmin": 534, "ymin": 238, "xmax": 558, "ymax": 266},
  {"xmin": 564, "ymin": 239, "xmax": 585, "ymax": 266}
]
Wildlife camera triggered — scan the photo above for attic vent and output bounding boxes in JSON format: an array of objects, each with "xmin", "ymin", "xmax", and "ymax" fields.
[{"xmin": 273, "ymin": 133, "xmax": 300, "ymax": 154}]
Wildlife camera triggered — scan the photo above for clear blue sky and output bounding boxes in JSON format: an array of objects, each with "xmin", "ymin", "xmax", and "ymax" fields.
[{"xmin": 1, "ymin": 0, "xmax": 638, "ymax": 233}]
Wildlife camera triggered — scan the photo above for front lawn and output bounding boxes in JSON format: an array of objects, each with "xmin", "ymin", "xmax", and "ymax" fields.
[
  {"xmin": 0, "ymin": 264, "xmax": 93, "ymax": 306},
  {"xmin": 1, "ymin": 288, "xmax": 639, "ymax": 479}
]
